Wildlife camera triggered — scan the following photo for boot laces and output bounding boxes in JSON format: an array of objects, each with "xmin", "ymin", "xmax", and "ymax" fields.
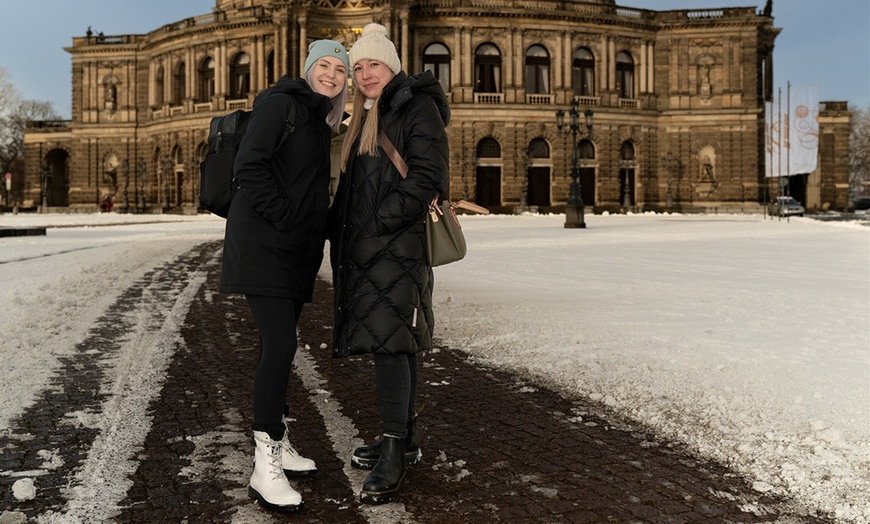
[
  {"xmin": 256, "ymin": 433, "xmax": 287, "ymax": 480},
  {"xmin": 266, "ymin": 440, "xmax": 285, "ymax": 480}
]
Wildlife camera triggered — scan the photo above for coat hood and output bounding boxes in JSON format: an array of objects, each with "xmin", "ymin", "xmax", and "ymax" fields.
[{"xmin": 380, "ymin": 70, "xmax": 451, "ymax": 127}]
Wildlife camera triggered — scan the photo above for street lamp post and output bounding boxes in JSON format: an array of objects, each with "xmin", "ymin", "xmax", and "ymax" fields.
[
  {"xmin": 556, "ymin": 99, "xmax": 593, "ymax": 228},
  {"xmin": 136, "ymin": 158, "xmax": 147, "ymax": 213}
]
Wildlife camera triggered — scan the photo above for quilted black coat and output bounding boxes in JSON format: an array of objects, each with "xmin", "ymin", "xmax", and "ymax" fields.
[
  {"xmin": 220, "ymin": 76, "xmax": 333, "ymax": 301},
  {"xmin": 329, "ymin": 71, "xmax": 450, "ymax": 357}
]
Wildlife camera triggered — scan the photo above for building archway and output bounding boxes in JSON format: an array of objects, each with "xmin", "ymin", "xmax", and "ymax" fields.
[
  {"xmin": 475, "ymin": 137, "xmax": 502, "ymax": 207},
  {"xmin": 44, "ymin": 149, "xmax": 70, "ymax": 207},
  {"xmin": 578, "ymin": 139, "xmax": 596, "ymax": 206},
  {"xmin": 172, "ymin": 145, "xmax": 185, "ymax": 207},
  {"xmin": 526, "ymin": 138, "xmax": 551, "ymax": 206}
]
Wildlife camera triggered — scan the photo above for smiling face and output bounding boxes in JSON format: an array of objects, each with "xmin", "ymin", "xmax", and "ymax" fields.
[
  {"xmin": 352, "ymin": 59, "xmax": 395, "ymax": 100},
  {"xmin": 310, "ymin": 56, "xmax": 347, "ymax": 99}
]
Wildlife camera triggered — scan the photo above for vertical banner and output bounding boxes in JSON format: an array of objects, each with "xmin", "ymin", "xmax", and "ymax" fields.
[
  {"xmin": 765, "ymin": 85, "xmax": 819, "ymax": 177},
  {"xmin": 788, "ymin": 85, "xmax": 819, "ymax": 174}
]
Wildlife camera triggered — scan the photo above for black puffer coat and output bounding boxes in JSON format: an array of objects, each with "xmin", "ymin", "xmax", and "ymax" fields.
[
  {"xmin": 329, "ymin": 71, "xmax": 450, "ymax": 358},
  {"xmin": 220, "ymin": 76, "xmax": 333, "ymax": 301}
]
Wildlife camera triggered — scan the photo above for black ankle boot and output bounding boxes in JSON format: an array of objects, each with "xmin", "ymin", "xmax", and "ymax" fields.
[
  {"xmin": 360, "ymin": 436, "xmax": 406, "ymax": 504},
  {"xmin": 352, "ymin": 417, "xmax": 421, "ymax": 470}
]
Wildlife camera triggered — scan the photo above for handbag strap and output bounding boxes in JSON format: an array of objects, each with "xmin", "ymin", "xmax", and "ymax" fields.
[
  {"xmin": 378, "ymin": 131, "xmax": 490, "ymax": 217},
  {"xmin": 452, "ymin": 200, "xmax": 490, "ymax": 215},
  {"xmin": 378, "ymin": 130, "xmax": 408, "ymax": 179}
]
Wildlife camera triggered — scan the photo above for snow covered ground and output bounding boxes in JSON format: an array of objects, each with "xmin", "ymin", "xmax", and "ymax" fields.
[{"xmin": 0, "ymin": 210, "xmax": 867, "ymax": 522}]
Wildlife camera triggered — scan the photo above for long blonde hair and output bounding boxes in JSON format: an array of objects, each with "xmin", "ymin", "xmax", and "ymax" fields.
[
  {"xmin": 304, "ymin": 68, "xmax": 348, "ymax": 134},
  {"xmin": 340, "ymin": 88, "xmax": 382, "ymax": 172}
]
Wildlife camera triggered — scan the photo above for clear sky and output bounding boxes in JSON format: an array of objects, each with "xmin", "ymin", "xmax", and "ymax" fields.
[{"xmin": 0, "ymin": 0, "xmax": 867, "ymax": 118}]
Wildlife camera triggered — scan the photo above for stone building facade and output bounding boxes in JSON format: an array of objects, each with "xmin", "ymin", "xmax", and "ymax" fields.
[{"xmin": 22, "ymin": 0, "xmax": 852, "ymax": 214}]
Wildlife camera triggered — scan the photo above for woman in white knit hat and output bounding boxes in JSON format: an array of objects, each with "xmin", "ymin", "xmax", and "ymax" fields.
[
  {"xmin": 328, "ymin": 23, "xmax": 451, "ymax": 505},
  {"xmin": 220, "ymin": 39, "xmax": 348, "ymax": 514}
]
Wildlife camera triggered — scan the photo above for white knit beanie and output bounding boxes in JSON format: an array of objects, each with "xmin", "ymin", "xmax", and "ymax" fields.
[{"xmin": 348, "ymin": 23, "xmax": 402, "ymax": 74}]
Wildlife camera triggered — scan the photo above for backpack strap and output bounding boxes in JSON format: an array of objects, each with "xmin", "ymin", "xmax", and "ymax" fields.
[{"xmin": 278, "ymin": 96, "xmax": 297, "ymax": 147}]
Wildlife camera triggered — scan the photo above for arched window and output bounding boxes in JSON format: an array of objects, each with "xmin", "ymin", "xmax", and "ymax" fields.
[
  {"xmin": 528, "ymin": 138, "xmax": 550, "ymax": 159},
  {"xmin": 476, "ymin": 137, "xmax": 501, "ymax": 158},
  {"xmin": 619, "ymin": 141, "xmax": 636, "ymax": 161},
  {"xmin": 616, "ymin": 51, "xmax": 634, "ymax": 99},
  {"xmin": 155, "ymin": 66, "xmax": 164, "ymax": 106},
  {"xmin": 196, "ymin": 141, "xmax": 208, "ymax": 162},
  {"xmin": 230, "ymin": 53, "xmax": 250, "ymax": 99},
  {"xmin": 173, "ymin": 145, "xmax": 184, "ymax": 166},
  {"xmin": 198, "ymin": 57, "xmax": 215, "ymax": 102},
  {"xmin": 172, "ymin": 62, "xmax": 186, "ymax": 105},
  {"xmin": 267, "ymin": 50, "xmax": 275, "ymax": 85},
  {"xmin": 423, "ymin": 43, "xmax": 451, "ymax": 93},
  {"xmin": 572, "ymin": 47, "xmax": 595, "ymax": 97},
  {"xmin": 474, "ymin": 43, "xmax": 501, "ymax": 93},
  {"xmin": 524, "ymin": 45, "xmax": 550, "ymax": 95},
  {"xmin": 579, "ymin": 140, "xmax": 595, "ymax": 160}
]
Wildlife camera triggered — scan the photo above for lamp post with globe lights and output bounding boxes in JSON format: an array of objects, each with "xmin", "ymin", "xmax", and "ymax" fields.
[{"xmin": 555, "ymin": 100, "xmax": 593, "ymax": 228}]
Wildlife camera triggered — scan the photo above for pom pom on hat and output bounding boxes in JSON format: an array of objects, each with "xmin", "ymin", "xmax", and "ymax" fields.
[
  {"xmin": 348, "ymin": 23, "xmax": 402, "ymax": 74},
  {"xmin": 304, "ymin": 39, "xmax": 349, "ymax": 75}
]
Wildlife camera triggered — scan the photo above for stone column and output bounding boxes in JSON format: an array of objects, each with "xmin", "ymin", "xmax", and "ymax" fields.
[
  {"xmin": 148, "ymin": 61, "xmax": 156, "ymax": 107},
  {"xmin": 400, "ymin": 11, "xmax": 409, "ymax": 71},
  {"xmin": 600, "ymin": 34, "xmax": 609, "ymax": 91},
  {"xmin": 215, "ymin": 41, "xmax": 223, "ymax": 97},
  {"xmin": 298, "ymin": 15, "xmax": 307, "ymax": 77},
  {"xmin": 640, "ymin": 41, "xmax": 647, "ymax": 93},
  {"xmin": 187, "ymin": 48, "xmax": 195, "ymax": 100}
]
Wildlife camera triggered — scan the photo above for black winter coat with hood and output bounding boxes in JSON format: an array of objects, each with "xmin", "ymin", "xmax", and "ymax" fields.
[
  {"xmin": 220, "ymin": 76, "xmax": 333, "ymax": 301},
  {"xmin": 329, "ymin": 71, "xmax": 450, "ymax": 358}
]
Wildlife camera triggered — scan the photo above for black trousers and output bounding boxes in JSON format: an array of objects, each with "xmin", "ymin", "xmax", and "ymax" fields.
[
  {"xmin": 246, "ymin": 294, "xmax": 303, "ymax": 441},
  {"xmin": 374, "ymin": 353, "xmax": 418, "ymax": 437}
]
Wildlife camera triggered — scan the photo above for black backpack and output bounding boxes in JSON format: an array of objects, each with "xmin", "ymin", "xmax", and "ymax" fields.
[{"xmin": 199, "ymin": 98, "xmax": 297, "ymax": 218}]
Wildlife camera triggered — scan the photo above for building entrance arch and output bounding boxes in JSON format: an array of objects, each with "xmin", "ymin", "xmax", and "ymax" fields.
[{"xmin": 44, "ymin": 149, "xmax": 70, "ymax": 207}]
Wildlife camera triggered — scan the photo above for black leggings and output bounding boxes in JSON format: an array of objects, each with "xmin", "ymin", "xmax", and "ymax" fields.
[
  {"xmin": 246, "ymin": 294, "xmax": 303, "ymax": 441},
  {"xmin": 374, "ymin": 353, "xmax": 418, "ymax": 437}
]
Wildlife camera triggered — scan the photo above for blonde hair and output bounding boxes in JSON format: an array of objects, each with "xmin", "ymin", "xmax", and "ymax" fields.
[
  {"xmin": 304, "ymin": 67, "xmax": 348, "ymax": 134},
  {"xmin": 340, "ymin": 88, "xmax": 384, "ymax": 171}
]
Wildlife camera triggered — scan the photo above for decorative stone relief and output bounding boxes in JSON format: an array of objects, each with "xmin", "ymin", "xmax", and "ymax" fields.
[
  {"xmin": 693, "ymin": 145, "xmax": 718, "ymax": 199},
  {"xmin": 696, "ymin": 54, "xmax": 715, "ymax": 99}
]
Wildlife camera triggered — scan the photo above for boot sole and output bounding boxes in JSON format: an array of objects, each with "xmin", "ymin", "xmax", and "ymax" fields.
[
  {"xmin": 352, "ymin": 449, "xmax": 422, "ymax": 470},
  {"xmin": 248, "ymin": 486, "xmax": 304, "ymax": 513},
  {"xmin": 284, "ymin": 468, "xmax": 317, "ymax": 478},
  {"xmin": 359, "ymin": 472, "xmax": 406, "ymax": 505}
]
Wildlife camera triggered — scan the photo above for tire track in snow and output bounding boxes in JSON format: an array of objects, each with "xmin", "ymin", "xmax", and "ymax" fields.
[
  {"xmin": 55, "ymin": 264, "xmax": 207, "ymax": 522},
  {"xmin": 0, "ymin": 244, "xmax": 210, "ymax": 522}
]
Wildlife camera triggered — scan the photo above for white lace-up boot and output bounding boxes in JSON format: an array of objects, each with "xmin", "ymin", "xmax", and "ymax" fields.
[
  {"xmin": 249, "ymin": 431, "xmax": 304, "ymax": 512},
  {"xmin": 281, "ymin": 414, "xmax": 317, "ymax": 477},
  {"xmin": 280, "ymin": 438, "xmax": 317, "ymax": 477}
]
